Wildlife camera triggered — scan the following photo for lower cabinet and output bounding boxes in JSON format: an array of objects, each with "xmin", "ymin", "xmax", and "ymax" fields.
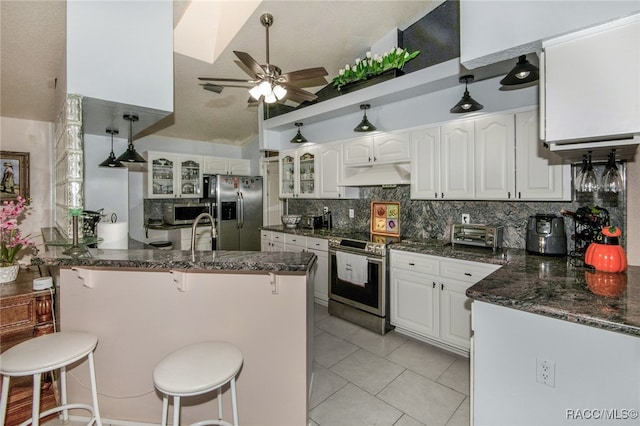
[
  {"xmin": 306, "ymin": 237, "xmax": 329, "ymax": 306},
  {"xmin": 390, "ymin": 249, "xmax": 500, "ymax": 355},
  {"xmin": 261, "ymin": 230, "xmax": 284, "ymax": 251}
]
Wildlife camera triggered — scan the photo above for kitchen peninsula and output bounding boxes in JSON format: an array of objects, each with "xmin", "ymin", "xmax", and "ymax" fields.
[{"xmin": 33, "ymin": 247, "xmax": 316, "ymax": 425}]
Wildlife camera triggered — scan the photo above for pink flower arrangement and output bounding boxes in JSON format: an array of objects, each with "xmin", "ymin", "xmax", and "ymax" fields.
[{"xmin": 1, "ymin": 196, "xmax": 37, "ymax": 266}]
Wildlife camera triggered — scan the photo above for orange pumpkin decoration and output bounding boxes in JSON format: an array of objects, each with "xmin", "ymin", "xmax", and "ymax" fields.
[
  {"xmin": 584, "ymin": 226, "xmax": 627, "ymax": 273},
  {"xmin": 584, "ymin": 270, "xmax": 627, "ymax": 297}
]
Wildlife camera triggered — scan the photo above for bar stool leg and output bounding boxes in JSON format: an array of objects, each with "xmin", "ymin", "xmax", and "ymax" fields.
[
  {"xmin": 161, "ymin": 395, "xmax": 169, "ymax": 426},
  {"xmin": 217, "ymin": 387, "xmax": 223, "ymax": 420},
  {"xmin": 87, "ymin": 352, "xmax": 102, "ymax": 426},
  {"xmin": 32, "ymin": 372, "xmax": 42, "ymax": 426},
  {"xmin": 60, "ymin": 365, "xmax": 68, "ymax": 422},
  {"xmin": 173, "ymin": 396, "xmax": 181, "ymax": 426},
  {"xmin": 230, "ymin": 377, "xmax": 238, "ymax": 426},
  {"xmin": 0, "ymin": 376, "xmax": 10, "ymax": 425}
]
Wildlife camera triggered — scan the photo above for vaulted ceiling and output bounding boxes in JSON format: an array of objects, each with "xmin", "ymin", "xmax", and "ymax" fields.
[{"xmin": 1, "ymin": 0, "xmax": 442, "ymax": 146}]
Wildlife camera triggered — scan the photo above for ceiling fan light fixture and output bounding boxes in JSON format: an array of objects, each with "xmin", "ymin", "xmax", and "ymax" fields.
[
  {"xmin": 116, "ymin": 114, "xmax": 147, "ymax": 164},
  {"xmin": 291, "ymin": 122, "xmax": 308, "ymax": 143},
  {"xmin": 500, "ymin": 55, "xmax": 539, "ymax": 86},
  {"xmin": 450, "ymin": 75, "xmax": 484, "ymax": 114},
  {"xmin": 249, "ymin": 85, "xmax": 262, "ymax": 100},
  {"xmin": 273, "ymin": 84, "xmax": 287, "ymax": 100},
  {"xmin": 99, "ymin": 129, "xmax": 125, "ymax": 168},
  {"xmin": 258, "ymin": 80, "xmax": 272, "ymax": 97},
  {"xmin": 264, "ymin": 92, "xmax": 277, "ymax": 104},
  {"xmin": 354, "ymin": 104, "xmax": 377, "ymax": 132}
]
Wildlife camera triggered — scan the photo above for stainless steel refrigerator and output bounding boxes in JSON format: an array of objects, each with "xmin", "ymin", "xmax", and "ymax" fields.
[{"xmin": 212, "ymin": 175, "xmax": 263, "ymax": 251}]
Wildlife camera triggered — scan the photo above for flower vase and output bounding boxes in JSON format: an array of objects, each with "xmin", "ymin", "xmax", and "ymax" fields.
[
  {"xmin": 0, "ymin": 264, "xmax": 19, "ymax": 284},
  {"xmin": 338, "ymin": 69, "xmax": 405, "ymax": 95}
]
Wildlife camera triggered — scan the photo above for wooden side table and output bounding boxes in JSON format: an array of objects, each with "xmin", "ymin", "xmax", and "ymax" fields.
[{"xmin": 0, "ymin": 265, "xmax": 57, "ymax": 425}]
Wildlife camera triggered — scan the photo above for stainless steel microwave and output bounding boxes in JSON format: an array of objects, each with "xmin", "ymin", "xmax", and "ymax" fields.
[{"xmin": 163, "ymin": 203, "xmax": 209, "ymax": 225}]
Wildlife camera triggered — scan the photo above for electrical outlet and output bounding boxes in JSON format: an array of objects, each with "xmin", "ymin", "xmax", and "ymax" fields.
[
  {"xmin": 462, "ymin": 214, "xmax": 470, "ymax": 224},
  {"xmin": 323, "ymin": 206, "xmax": 329, "ymax": 214},
  {"xmin": 349, "ymin": 208, "xmax": 355, "ymax": 219},
  {"xmin": 536, "ymin": 358, "xmax": 555, "ymax": 387}
]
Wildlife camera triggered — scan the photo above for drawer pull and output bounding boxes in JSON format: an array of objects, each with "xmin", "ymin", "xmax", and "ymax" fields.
[
  {"xmin": 433, "ymin": 282, "xmax": 436, "ymax": 288},
  {"xmin": 408, "ymin": 262, "xmax": 415, "ymax": 266},
  {"xmin": 465, "ymin": 272, "xmax": 472, "ymax": 276}
]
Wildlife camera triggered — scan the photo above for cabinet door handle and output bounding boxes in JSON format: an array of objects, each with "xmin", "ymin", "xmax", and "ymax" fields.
[
  {"xmin": 508, "ymin": 191, "xmax": 511, "ymax": 198},
  {"xmin": 441, "ymin": 193, "xmax": 444, "ymax": 198},
  {"xmin": 432, "ymin": 282, "xmax": 436, "ymax": 288},
  {"xmin": 373, "ymin": 157, "xmax": 377, "ymax": 162},
  {"xmin": 465, "ymin": 272, "xmax": 472, "ymax": 276},
  {"xmin": 368, "ymin": 157, "xmax": 372, "ymax": 162},
  {"xmin": 518, "ymin": 192, "xmax": 522, "ymax": 199},
  {"xmin": 434, "ymin": 192, "xmax": 438, "ymax": 198},
  {"xmin": 408, "ymin": 262, "xmax": 415, "ymax": 266},
  {"xmin": 441, "ymin": 283, "xmax": 444, "ymax": 290}
]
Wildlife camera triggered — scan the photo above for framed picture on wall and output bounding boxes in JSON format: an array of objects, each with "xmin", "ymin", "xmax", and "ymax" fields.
[{"xmin": 0, "ymin": 151, "xmax": 30, "ymax": 203}]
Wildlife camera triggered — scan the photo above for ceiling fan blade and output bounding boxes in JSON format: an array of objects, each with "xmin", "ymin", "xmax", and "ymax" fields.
[
  {"xmin": 278, "ymin": 67, "xmax": 328, "ymax": 83},
  {"xmin": 281, "ymin": 84, "xmax": 318, "ymax": 102},
  {"xmin": 198, "ymin": 77, "xmax": 253, "ymax": 83},
  {"xmin": 234, "ymin": 50, "xmax": 265, "ymax": 78}
]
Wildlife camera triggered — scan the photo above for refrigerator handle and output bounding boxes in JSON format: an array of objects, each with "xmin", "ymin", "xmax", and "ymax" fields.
[
  {"xmin": 236, "ymin": 191, "xmax": 241, "ymax": 229},
  {"xmin": 238, "ymin": 192, "xmax": 244, "ymax": 228}
]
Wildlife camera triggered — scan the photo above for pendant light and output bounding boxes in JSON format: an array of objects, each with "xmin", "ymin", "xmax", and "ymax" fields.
[
  {"xmin": 353, "ymin": 104, "xmax": 377, "ymax": 132},
  {"xmin": 500, "ymin": 55, "xmax": 539, "ymax": 86},
  {"xmin": 290, "ymin": 122, "xmax": 308, "ymax": 143},
  {"xmin": 99, "ymin": 129, "xmax": 124, "ymax": 168},
  {"xmin": 450, "ymin": 75, "xmax": 484, "ymax": 114},
  {"xmin": 116, "ymin": 114, "xmax": 146, "ymax": 163}
]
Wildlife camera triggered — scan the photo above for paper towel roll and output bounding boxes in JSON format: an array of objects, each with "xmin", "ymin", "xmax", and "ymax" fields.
[{"xmin": 97, "ymin": 222, "xmax": 129, "ymax": 249}]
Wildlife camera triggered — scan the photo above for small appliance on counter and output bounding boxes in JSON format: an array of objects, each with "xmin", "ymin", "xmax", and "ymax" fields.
[
  {"xmin": 525, "ymin": 214, "xmax": 567, "ymax": 256},
  {"xmin": 301, "ymin": 215, "xmax": 323, "ymax": 229},
  {"xmin": 451, "ymin": 224, "xmax": 503, "ymax": 252}
]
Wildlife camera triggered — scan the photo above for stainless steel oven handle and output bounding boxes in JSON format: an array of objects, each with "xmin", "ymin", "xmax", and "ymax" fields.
[{"xmin": 329, "ymin": 249, "xmax": 383, "ymax": 264}]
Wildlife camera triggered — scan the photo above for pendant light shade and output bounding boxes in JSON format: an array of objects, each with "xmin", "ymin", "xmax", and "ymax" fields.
[
  {"xmin": 354, "ymin": 104, "xmax": 377, "ymax": 132},
  {"xmin": 99, "ymin": 129, "xmax": 125, "ymax": 168},
  {"xmin": 116, "ymin": 114, "xmax": 146, "ymax": 163},
  {"xmin": 450, "ymin": 75, "xmax": 484, "ymax": 114},
  {"xmin": 291, "ymin": 122, "xmax": 308, "ymax": 143},
  {"xmin": 500, "ymin": 55, "xmax": 539, "ymax": 86}
]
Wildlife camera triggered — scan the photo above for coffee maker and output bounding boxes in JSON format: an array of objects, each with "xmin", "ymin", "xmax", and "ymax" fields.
[{"xmin": 526, "ymin": 214, "xmax": 567, "ymax": 256}]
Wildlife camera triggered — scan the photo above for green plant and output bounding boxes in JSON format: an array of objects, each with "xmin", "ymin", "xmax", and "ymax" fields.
[{"xmin": 332, "ymin": 47, "xmax": 420, "ymax": 90}]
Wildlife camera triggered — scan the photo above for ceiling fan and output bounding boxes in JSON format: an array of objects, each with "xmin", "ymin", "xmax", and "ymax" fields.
[{"xmin": 198, "ymin": 13, "xmax": 328, "ymax": 106}]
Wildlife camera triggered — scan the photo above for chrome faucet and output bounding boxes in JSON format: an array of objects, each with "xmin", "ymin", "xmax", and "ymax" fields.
[{"xmin": 191, "ymin": 213, "xmax": 216, "ymax": 261}]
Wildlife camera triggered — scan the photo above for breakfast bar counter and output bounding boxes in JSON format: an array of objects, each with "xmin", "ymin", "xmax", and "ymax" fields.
[{"xmin": 32, "ymin": 248, "xmax": 316, "ymax": 425}]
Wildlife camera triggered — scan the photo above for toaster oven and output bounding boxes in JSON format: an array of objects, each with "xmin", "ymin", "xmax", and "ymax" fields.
[{"xmin": 451, "ymin": 224, "xmax": 504, "ymax": 251}]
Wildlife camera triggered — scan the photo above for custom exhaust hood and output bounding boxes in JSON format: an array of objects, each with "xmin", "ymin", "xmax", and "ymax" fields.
[{"xmin": 340, "ymin": 162, "xmax": 411, "ymax": 186}]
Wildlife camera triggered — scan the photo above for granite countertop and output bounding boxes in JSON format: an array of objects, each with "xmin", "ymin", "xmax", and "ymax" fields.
[
  {"xmin": 32, "ymin": 246, "xmax": 316, "ymax": 274},
  {"xmin": 392, "ymin": 240, "xmax": 639, "ymax": 338},
  {"xmin": 263, "ymin": 226, "xmax": 639, "ymax": 337}
]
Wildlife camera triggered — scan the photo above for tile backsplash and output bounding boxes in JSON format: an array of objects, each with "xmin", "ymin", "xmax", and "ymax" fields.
[{"xmin": 288, "ymin": 185, "xmax": 626, "ymax": 251}]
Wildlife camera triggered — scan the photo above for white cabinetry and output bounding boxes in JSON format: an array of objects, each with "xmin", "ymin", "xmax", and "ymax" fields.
[
  {"xmin": 390, "ymin": 249, "xmax": 500, "ymax": 355},
  {"xmin": 440, "ymin": 120, "xmax": 475, "ymax": 199},
  {"xmin": 474, "ymin": 114, "xmax": 515, "ymax": 199},
  {"xmin": 343, "ymin": 132, "xmax": 410, "ymax": 166},
  {"xmin": 279, "ymin": 148, "xmax": 317, "ymax": 199},
  {"xmin": 541, "ymin": 14, "xmax": 640, "ymax": 143},
  {"xmin": 144, "ymin": 152, "xmax": 203, "ymax": 199},
  {"xmin": 203, "ymin": 157, "xmax": 251, "ymax": 175},
  {"xmin": 411, "ymin": 110, "xmax": 570, "ymax": 201},
  {"xmin": 515, "ymin": 110, "xmax": 571, "ymax": 200},
  {"xmin": 167, "ymin": 226, "xmax": 213, "ymax": 250},
  {"xmin": 317, "ymin": 142, "xmax": 359, "ymax": 199},
  {"xmin": 306, "ymin": 237, "xmax": 329, "ymax": 306},
  {"xmin": 261, "ymin": 230, "xmax": 284, "ymax": 251}
]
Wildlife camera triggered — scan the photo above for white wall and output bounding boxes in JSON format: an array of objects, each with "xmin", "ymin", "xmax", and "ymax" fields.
[
  {"xmin": 0, "ymin": 117, "xmax": 54, "ymax": 260},
  {"xmin": 83, "ymin": 133, "xmax": 129, "ymax": 221},
  {"xmin": 66, "ymin": 0, "xmax": 173, "ymax": 112},
  {"xmin": 460, "ymin": 0, "xmax": 640, "ymax": 68}
]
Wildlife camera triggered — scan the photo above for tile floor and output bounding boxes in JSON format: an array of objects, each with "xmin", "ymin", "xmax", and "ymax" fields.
[
  {"xmin": 310, "ymin": 304, "xmax": 470, "ymax": 426},
  {"xmin": 43, "ymin": 304, "xmax": 469, "ymax": 426}
]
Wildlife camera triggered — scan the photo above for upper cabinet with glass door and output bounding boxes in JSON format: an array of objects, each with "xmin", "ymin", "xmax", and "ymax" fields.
[
  {"xmin": 144, "ymin": 151, "xmax": 203, "ymax": 199},
  {"xmin": 279, "ymin": 148, "xmax": 318, "ymax": 198}
]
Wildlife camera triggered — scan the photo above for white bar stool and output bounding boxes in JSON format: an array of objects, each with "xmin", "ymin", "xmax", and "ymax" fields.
[
  {"xmin": 153, "ymin": 341, "xmax": 243, "ymax": 426},
  {"xmin": 0, "ymin": 331, "xmax": 102, "ymax": 426}
]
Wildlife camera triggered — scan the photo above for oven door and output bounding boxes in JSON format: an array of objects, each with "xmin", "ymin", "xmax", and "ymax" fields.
[{"xmin": 329, "ymin": 249, "xmax": 385, "ymax": 317}]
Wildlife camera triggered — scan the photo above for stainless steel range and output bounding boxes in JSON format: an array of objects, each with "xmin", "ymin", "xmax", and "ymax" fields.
[{"xmin": 328, "ymin": 233, "xmax": 398, "ymax": 334}]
